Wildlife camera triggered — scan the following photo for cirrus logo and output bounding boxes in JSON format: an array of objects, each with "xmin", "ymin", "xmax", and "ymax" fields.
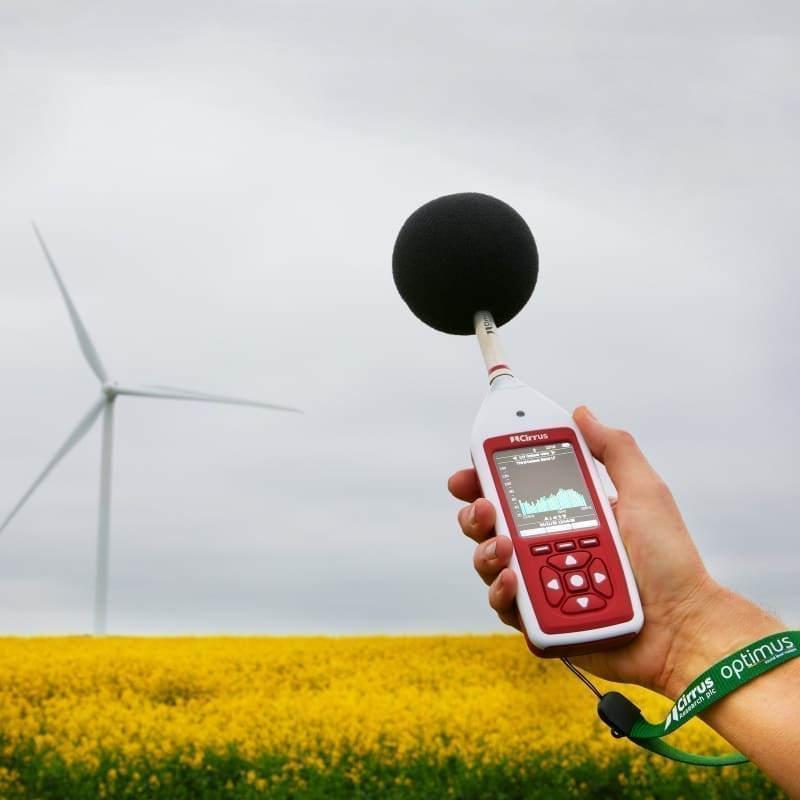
[
  {"xmin": 664, "ymin": 677, "xmax": 716, "ymax": 730},
  {"xmin": 509, "ymin": 433, "xmax": 549, "ymax": 444}
]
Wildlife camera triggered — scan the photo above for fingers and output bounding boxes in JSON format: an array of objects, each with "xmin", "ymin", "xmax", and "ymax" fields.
[
  {"xmin": 573, "ymin": 406, "xmax": 669, "ymax": 502},
  {"xmin": 473, "ymin": 536, "xmax": 519, "ymax": 630},
  {"xmin": 456, "ymin": 497, "xmax": 496, "ymax": 543},
  {"xmin": 489, "ymin": 569, "xmax": 521, "ymax": 631},
  {"xmin": 447, "ymin": 468, "xmax": 482, "ymax": 503},
  {"xmin": 473, "ymin": 534, "xmax": 513, "ymax": 585},
  {"xmin": 449, "ymin": 468, "xmax": 519, "ymax": 631}
]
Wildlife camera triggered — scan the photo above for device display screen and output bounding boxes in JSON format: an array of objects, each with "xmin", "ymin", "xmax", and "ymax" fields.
[{"xmin": 493, "ymin": 442, "xmax": 599, "ymax": 537}]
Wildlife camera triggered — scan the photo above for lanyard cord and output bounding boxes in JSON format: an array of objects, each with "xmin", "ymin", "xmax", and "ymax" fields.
[
  {"xmin": 561, "ymin": 656, "xmax": 602, "ymax": 699},
  {"xmin": 561, "ymin": 630, "xmax": 800, "ymax": 768}
]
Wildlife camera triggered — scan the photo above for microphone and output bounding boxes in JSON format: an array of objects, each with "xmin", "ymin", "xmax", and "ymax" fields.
[
  {"xmin": 392, "ymin": 192, "xmax": 643, "ymax": 658},
  {"xmin": 392, "ymin": 192, "xmax": 539, "ymax": 335}
]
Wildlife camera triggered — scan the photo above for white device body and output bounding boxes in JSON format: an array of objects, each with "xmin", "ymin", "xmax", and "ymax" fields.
[{"xmin": 470, "ymin": 314, "xmax": 643, "ymax": 657}]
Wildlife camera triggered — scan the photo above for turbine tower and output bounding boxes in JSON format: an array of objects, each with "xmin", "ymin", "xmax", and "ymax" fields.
[{"xmin": 1, "ymin": 224, "xmax": 300, "ymax": 634}]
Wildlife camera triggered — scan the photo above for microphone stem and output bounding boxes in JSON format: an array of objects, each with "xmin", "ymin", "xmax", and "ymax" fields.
[{"xmin": 474, "ymin": 311, "xmax": 514, "ymax": 385}]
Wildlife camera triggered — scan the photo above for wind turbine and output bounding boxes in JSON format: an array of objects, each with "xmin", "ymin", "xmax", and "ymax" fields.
[{"xmin": 1, "ymin": 224, "xmax": 300, "ymax": 634}]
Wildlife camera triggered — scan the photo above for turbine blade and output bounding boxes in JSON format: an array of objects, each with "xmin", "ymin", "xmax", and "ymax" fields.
[
  {"xmin": 31, "ymin": 222, "xmax": 109, "ymax": 383},
  {"xmin": 114, "ymin": 383, "xmax": 302, "ymax": 413},
  {"xmin": 0, "ymin": 397, "xmax": 106, "ymax": 534}
]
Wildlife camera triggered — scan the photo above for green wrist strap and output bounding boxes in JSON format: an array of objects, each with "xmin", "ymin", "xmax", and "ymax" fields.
[{"xmin": 594, "ymin": 630, "xmax": 800, "ymax": 767}]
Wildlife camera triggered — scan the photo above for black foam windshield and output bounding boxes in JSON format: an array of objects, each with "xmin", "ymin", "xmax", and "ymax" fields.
[{"xmin": 392, "ymin": 192, "xmax": 538, "ymax": 335}]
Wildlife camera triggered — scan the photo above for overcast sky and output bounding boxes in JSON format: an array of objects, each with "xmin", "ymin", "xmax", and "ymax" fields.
[{"xmin": 1, "ymin": 1, "xmax": 797, "ymax": 636}]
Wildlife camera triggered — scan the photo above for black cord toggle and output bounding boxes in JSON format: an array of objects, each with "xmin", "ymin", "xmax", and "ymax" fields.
[{"xmin": 597, "ymin": 691, "xmax": 642, "ymax": 739}]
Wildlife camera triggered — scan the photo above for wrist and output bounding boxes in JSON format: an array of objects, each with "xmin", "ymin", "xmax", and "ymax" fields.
[{"xmin": 658, "ymin": 578, "xmax": 786, "ymax": 700}]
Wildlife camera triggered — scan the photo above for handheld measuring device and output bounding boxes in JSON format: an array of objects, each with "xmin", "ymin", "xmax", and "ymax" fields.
[
  {"xmin": 392, "ymin": 192, "xmax": 643, "ymax": 657},
  {"xmin": 469, "ymin": 311, "xmax": 642, "ymax": 656}
]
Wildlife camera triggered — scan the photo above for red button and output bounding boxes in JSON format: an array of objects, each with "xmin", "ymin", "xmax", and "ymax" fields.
[
  {"xmin": 562, "ymin": 594, "xmax": 607, "ymax": 614},
  {"xmin": 555, "ymin": 540, "xmax": 576, "ymax": 552},
  {"xmin": 531, "ymin": 543, "xmax": 552, "ymax": 556},
  {"xmin": 589, "ymin": 558, "xmax": 613, "ymax": 598},
  {"xmin": 547, "ymin": 551, "xmax": 591, "ymax": 571},
  {"xmin": 565, "ymin": 571, "xmax": 588, "ymax": 593},
  {"xmin": 539, "ymin": 567, "xmax": 564, "ymax": 607},
  {"xmin": 579, "ymin": 537, "xmax": 599, "ymax": 548}
]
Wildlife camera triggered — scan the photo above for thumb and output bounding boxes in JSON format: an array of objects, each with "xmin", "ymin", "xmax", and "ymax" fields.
[{"xmin": 573, "ymin": 406, "xmax": 665, "ymax": 501}]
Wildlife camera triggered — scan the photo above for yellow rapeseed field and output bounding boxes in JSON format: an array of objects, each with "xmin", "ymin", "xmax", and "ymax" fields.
[{"xmin": 0, "ymin": 633, "xmax": 732, "ymax": 781}]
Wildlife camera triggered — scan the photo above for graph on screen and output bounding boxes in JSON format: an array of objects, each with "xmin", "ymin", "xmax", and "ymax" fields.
[
  {"xmin": 493, "ymin": 441, "xmax": 600, "ymax": 536},
  {"xmin": 520, "ymin": 488, "xmax": 588, "ymax": 516}
]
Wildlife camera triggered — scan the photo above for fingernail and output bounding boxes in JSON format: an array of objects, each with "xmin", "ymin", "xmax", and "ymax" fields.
[
  {"xmin": 491, "ymin": 571, "xmax": 504, "ymax": 593},
  {"xmin": 485, "ymin": 540, "xmax": 497, "ymax": 560},
  {"xmin": 468, "ymin": 503, "xmax": 477, "ymax": 526},
  {"xmin": 583, "ymin": 406, "xmax": 598, "ymax": 421}
]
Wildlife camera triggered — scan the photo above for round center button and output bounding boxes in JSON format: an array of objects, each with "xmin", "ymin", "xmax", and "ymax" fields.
[{"xmin": 565, "ymin": 571, "xmax": 588, "ymax": 592}]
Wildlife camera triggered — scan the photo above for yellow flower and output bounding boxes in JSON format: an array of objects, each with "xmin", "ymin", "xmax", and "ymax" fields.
[{"xmin": 0, "ymin": 634, "xmax": 731, "ymax": 775}]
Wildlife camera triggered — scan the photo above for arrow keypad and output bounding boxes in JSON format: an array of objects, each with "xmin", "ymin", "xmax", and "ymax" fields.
[{"xmin": 535, "ymin": 544, "xmax": 613, "ymax": 616}]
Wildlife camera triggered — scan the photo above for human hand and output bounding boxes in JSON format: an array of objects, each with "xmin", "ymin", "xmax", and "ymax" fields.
[{"xmin": 448, "ymin": 406, "xmax": 780, "ymax": 698}]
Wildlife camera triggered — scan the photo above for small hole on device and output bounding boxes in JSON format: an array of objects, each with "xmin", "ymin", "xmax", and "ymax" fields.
[{"xmin": 516, "ymin": 410, "xmax": 525, "ymax": 417}]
